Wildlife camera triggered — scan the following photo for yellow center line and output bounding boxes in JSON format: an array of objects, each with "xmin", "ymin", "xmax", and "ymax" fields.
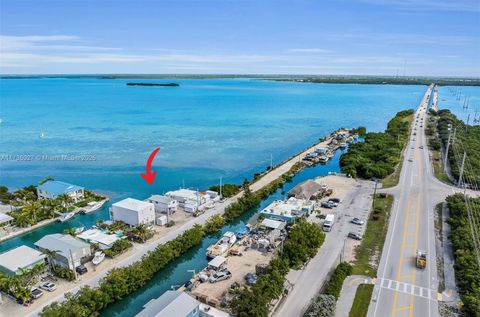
[{"xmin": 391, "ymin": 195, "xmax": 414, "ymax": 317}]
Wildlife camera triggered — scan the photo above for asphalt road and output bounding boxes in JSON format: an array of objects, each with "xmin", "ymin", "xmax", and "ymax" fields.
[
  {"xmin": 273, "ymin": 179, "xmax": 375, "ymax": 317},
  {"xmin": 367, "ymin": 85, "xmax": 471, "ymax": 317}
]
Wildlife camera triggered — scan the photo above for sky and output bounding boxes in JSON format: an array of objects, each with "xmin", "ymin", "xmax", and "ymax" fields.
[{"xmin": 0, "ymin": 0, "xmax": 479, "ymax": 76}]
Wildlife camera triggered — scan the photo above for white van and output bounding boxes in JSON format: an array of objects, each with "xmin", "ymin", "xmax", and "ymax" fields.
[{"xmin": 323, "ymin": 214, "xmax": 335, "ymax": 232}]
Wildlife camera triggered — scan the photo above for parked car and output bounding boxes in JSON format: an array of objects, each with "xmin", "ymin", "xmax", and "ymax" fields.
[
  {"xmin": 244, "ymin": 273, "xmax": 258, "ymax": 286},
  {"xmin": 30, "ymin": 287, "xmax": 44, "ymax": 299},
  {"xmin": 408, "ymin": 158, "xmax": 413, "ymax": 162},
  {"xmin": 351, "ymin": 218, "xmax": 365, "ymax": 225},
  {"xmin": 40, "ymin": 282, "xmax": 57, "ymax": 292},
  {"xmin": 321, "ymin": 202, "xmax": 334, "ymax": 209},
  {"xmin": 329, "ymin": 198, "xmax": 341, "ymax": 203},
  {"xmin": 209, "ymin": 270, "xmax": 232, "ymax": 283},
  {"xmin": 76, "ymin": 265, "xmax": 88, "ymax": 275},
  {"xmin": 348, "ymin": 232, "xmax": 362, "ymax": 240},
  {"xmin": 419, "ymin": 146, "xmax": 423, "ymax": 149},
  {"xmin": 317, "ymin": 213, "xmax": 327, "ymax": 219}
]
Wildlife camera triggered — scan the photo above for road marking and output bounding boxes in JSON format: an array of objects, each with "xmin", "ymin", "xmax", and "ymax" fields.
[{"xmin": 394, "ymin": 305, "xmax": 411, "ymax": 312}]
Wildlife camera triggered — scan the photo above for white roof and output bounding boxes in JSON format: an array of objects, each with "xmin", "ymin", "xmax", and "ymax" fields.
[
  {"xmin": 261, "ymin": 198, "xmax": 312, "ymax": 218},
  {"xmin": 35, "ymin": 234, "xmax": 90, "ymax": 258},
  {"xmin": 136, "ymin": 291, "xmax": 199, "ymax": 317},
  {"xmin": 166, "ymin": 189, "xmax": 200, "ymax": 201},
  {"xmin": 0, "ymin": 213, "xmax": 13, "ymax": 224},
  {"xmin": 208, "ymin": 255, "xmax": 227, "ymax": 269},
  {"xmin": 147, "ymin": 195, "xmax": 175, "ymax": 204},
  {"xmin": 77, "ymin": 229, "xmax": 119, "ymax": 246},
  {"xmin": 199, "ymin": 303, "xmax": 230, "ymax": 317},
  {"xmin": 113, "ymin": 198, "xmax": 153, "ymax": 211},
  {"xmin": 0, "ymin": 246, "xmax": 46, "ymax": 273},
  {"xmin": 261, "ymin": 218, "xmax": 287, "ymax": 230}
]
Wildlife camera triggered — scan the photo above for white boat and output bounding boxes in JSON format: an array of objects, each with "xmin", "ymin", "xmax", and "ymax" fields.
[
  {"xmin": 57, "ymin": 212, "xmax": 75, "ymax": 222},
  {"xmin": 92, "ymin": 251, "xmax": 105, "ymax": 265},
  {"xmin": 39, "ymin": 131, "xmax": 45, "ymax": 139},
  {"xmin": 206, "ymin": 231, "xmax": 237, "ymax": 259},
  {"xmin": 74, "ymin": 226, "xmax": 85, "ymax": 234},
  {"xmin": 80, "ymin": 201, "xmax": 106, "ymax": 214},
  {"xmin": 339, "ymin": 142, "xmax": 347, "ymax": 148}
]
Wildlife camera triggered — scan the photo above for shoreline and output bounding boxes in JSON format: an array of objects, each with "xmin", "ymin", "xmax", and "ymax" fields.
[
  {"xmin": 0, "ymin": 198, "xmax": 109, "ymax": 243},
  {"xmin": 18, "ymin": 127, "xmax": 350, "ymax": 317}
]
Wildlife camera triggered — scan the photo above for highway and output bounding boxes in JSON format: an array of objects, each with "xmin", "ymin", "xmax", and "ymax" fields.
[{"xmin": 368, "ymin": 85, "xmax": 461, "ymax": 317}]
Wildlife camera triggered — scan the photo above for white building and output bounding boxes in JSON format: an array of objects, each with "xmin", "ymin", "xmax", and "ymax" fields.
[
  {"xmin": 37, "ymin": 180, "xmax": 84, "ymax": 203},
  {"xmin": 260, "ymin": 197, "xmax": 314, "ymax": 223},
  {"xmin": 165, "ymin": 189, "xmax": 219, "ymax": 213},
  {"xmin": 77, "ymin": 229, "xmax": 120, "ymax": 250},
  {"xmin": 0, "ymin": 246, "xmax": 46, "ymax": 276},
  {"xmin": 146, "ymin": 195, "xmax": 178, "ymax": 214},
  {"xmin": 111, "ymin": 198, "xmax": 155, "ymax": 227},
  {"xmin": 35, "ymin": 234, "xmax": 91, "ymax": 269}
]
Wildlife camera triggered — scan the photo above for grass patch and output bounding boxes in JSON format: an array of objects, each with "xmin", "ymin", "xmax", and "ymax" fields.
[
  {"xmin": 348, "ymin": 284, "xmax": 374, "ymax": 317},
  {"xmin": 381, "ymin": 161, "xmax": 403, "ymax": 188},
  {"xmin": 351, "ymin": 193, "xmax": 393, "ymax": 277}
]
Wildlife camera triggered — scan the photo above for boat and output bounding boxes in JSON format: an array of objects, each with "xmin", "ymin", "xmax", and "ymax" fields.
[
  {"xmin": 80, "ymin": 201, "xmax": 106, "ymax": 214},
  {"xmin": 57, "ymin": 212, "xmax": 75, "ymax": 222},
  {"xmin": 74, "ymin": 226, "xmax": 85, "ymax": 234},
  {"xmin": 339, "ymin": 142, "xmax": 347, "ymax": 148},
  {"xmin": 318, "ymin": 155, "xmax": 329, "ymax": 164},
  {"xmin": 206, "ymin": 231, "xmax": 237, "ymax": 259},
  {"xmin": 39, "ymin": 131, "xmax": 45, "ymax": 139},
  {"xmin": 92, "ymin": 251, "xmax": 105, "ymax": 265}
]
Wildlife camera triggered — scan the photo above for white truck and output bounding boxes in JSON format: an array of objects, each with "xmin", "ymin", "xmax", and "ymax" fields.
[{"xmin": 323, "ymin": 214, "xmax": 335, "ymax": 232}]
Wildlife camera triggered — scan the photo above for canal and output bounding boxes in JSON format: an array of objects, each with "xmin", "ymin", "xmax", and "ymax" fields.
[{"xmin": 100, "ymin": 150, "xmax": 343, "ymax": 316}]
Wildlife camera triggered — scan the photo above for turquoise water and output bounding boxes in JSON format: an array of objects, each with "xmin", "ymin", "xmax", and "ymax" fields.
[
  {"xmin": 438, "ymin": 86, "xmax": 480, "ymax": 123},
  {"xmin": 0, "ymin": 79, "xmax": 425, "ymax": 252},
  {"xmin": 102, "ymin": 150, "xmax": 344, "ymax": 317},
  {"xmin": 0, "ymin": 78, "xmax": 427, "ymax": 315}
]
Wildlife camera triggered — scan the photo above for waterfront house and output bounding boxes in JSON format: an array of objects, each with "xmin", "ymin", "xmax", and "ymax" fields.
[
  {"xmin": 135, "ymin": 290, "xmax": 200, "ymax": 317},
  {"xmin": 34, "ymin": 234, "xmax": 92, "ymax": 269},
  {"xmin": 37, "ymin": 180, "xmax": 84, "ymax": 203},
  {"xmin": 111, "ymin": 198, "xmax": 155, "ymax": 227},
  {"xmin": 165, "ymin": 189, "xmax": 205, "ymax": 213},
  {"xmin": 0, "ymin": 213, "xmax": 13, "ymax": 226},
  {"xmin": 259, "ymin": 197, "xmax": 314, "ymax": 223},
  {"xmin": 77, "ymin": 229, "xmax": 120, "ymax": 250},
  {"xmin": 0, "ymin": 245, "xmax": 46, "ymax": 276},
  {"xmin": 146, "ymin": 195, "xmax": 178, "ymax": 214}
]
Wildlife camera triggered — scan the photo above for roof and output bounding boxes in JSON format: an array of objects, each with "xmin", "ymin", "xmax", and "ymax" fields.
[
  {"xmin": 199, "ymin": 304, "xmax": 230, "ymax": 317},
  {"xmin": 147, "ymin": 195, "xmax": 175, "ymax": 204},
  {"xmin": 165, "ymin": 189, "xmax": 201, "ymax": 201},
  {"xmin": 288, "ymin": 179, "xmax": 322, "ymax": 200},
  {"xmin": 113, "ymin": 198, "xmax": 153, "ymax": 211},
  {"xmin": 261, "ymin": 218, "xmax": 287, "ymax": 230},
  {"xmin": 0, "ymin": 246, "xmax": 46, "ymax": 273},
  {"xmin": 37, "ymin": 180, "xmax": 84, "ymax": 196},
  {"xmin": 0, "ymin": 213, "xmax": 13, "ymax": 224},
  {"xmin": 34, "ymin": 234, "xmax": 90, "ymax": 258},
  {"xmin": 208, "ymin": 256, "xmax": 227, "ymax": 269},
  {"xmin": 77, "ymin": 229, "xmax": 119, "ymax": 246},
  {"xmin": 135, "ymin": 291, "xmax": 199, "ymax": 317}
]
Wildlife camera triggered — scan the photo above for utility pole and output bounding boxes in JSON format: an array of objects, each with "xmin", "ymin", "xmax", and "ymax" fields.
[
  {"xmin": 371, "ymin": 178, "xmax": 378, "ymax": 209},
  {"xmin": 270, "ymin": 154, "xmax": 273, "ymax": 170},
  {"xmin": 219, "ymin": 176, "xmax": 223, "ymax": 198},
  {"xmin": 443, "ymin": 125, "xmax": 452, "ymax": 173},
  {"xmin": 466, "ymin": 114, "xmax": 470, "ymax": 132},
  {"xmin": 459, "ymin": 152, "xmax": 467, "ymax": 187}
]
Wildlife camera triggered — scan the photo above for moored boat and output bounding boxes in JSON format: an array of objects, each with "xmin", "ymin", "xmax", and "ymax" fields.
[
  {"xmin": 57, "ymin": 212, "xmax": 75, "ymax": 222},
  {"xmin": 206, "ymin": 231, "xmax": 237, "ymax": 259},
  {"xmin": 80, "ymin": 200, "xmax": 106, "ymax": 214}
]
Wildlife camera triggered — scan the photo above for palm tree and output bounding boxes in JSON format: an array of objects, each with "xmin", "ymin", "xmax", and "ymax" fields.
[
  {"xmin": 22, "ymin": 201, "xmax": 41, "ymax": 223},
  {"xmin": 57, "ymin": 194, "xmax": 73, "ymax": 208},
  {"xmin": 40, "ymin": 249, "xmax": 61, "ymax": 274},
  {"xmin": 129, "ymin": 224, "xmax": 150, "ymax": 243}
]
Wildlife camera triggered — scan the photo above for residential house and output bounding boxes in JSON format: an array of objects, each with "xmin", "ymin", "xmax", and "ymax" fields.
[
  {"xmin": 111, "ymin": 198, "xmax": 155, "ymax": 227},
  {"xmin": 135, "ymin": 290, "xmax": 200, "ymax": 317},
  {"xmin": 0, "ymin": 245, "xmax": 46, "ymax": 276},
  {"xmin": 37, "ymin": 180, "xmax": 84, "ymax": 203},
  {"xmin": 34, "ymin": 233, "xmax": 92, "ymax": 269},
  {"xmin": 146, "ymin": 195, "xmax": 178, "ymax": 214}
]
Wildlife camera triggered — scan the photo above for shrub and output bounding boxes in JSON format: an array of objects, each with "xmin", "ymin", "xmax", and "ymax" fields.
[
  {"xmin": 304, "ymin": 294, "xmax": 336, "ymax": 317},
  {"xmin": 323, "ymin": 262, "xmax": 353, "ymax": 299},
  {"xmin": 53, "ymin": 265, "xmax": 75, "ymax": 281}
]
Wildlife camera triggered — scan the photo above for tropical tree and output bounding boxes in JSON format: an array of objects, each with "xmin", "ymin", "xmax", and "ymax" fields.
[
  {"xmin": 57, "ymin": 194, "xmax": 73, "ymax": 208},
  {"xmin": 41, "ymin": 249, "xmax": 61, "ymax": 274},
  {"xmin": 22, "ymin": 201, "xmax": 42, "ymax": 223}
]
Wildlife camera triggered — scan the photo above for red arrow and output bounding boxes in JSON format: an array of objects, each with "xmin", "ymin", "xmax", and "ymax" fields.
[{"xmin": 141, "ymin": 147, "xmax": 160, "ymax": 185}]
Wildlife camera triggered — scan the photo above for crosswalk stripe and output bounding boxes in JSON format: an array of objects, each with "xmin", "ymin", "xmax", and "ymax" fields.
[{"xmin": 377, "ymin": 278, "xmax": 436, "ymax": 301}]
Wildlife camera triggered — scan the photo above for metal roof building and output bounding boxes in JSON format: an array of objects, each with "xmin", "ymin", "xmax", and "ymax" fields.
[
  {"xmin": 35, "ymin": 233, "xmax": 91, "ymax": 269},
  {"xmin": 0, "ymin": 245, "xmax": 46, "ymax": 275},
  {"xmin": 135, "ymin": 290, "xmax": 200, "ymax": 317}
]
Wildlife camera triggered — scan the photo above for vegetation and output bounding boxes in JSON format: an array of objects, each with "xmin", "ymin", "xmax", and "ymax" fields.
[
  {"xmin": 53, "ymin": 265, "xmax": 76, "ymax": 281},
  {"xmin": 434, "ymin": 109, "xmax": 480, "ymax": 185},
  {"xmin": 230, "ymin": 220, "xmax": 325, "ymax": 317},
  {"xmin": 0, "ymin": 263, "xmax": 45, "ymax": 304},
  {"xmin": 446, "ymin": 194, "xmax": 480, "ymax": 317},
  {"xmin": 304, "ymin": 294, "xmax": 336, "ymax": 317},
  {"xmin": 208, "ymin": 183, "xmax": 240, "ymax": 198},
  {"xmin": 340, "ymin": 110, "xmax": 413, "ymax": 180},
  {"xmin": 126, "ymin": 224, "xmax": 154, "ymax": 243},
  {"xmin": 348, "ymin": 284, "xmax": 374, "ymax": 317},
  {"xmin": 323, "ymin": 262, "xmax": 353, "ymax": 299},
  {"xmin": 351, "ymin": 126, "xmax": 367, "ymax": 137},
  {"xmin": 352, "ymin": 193, "xmax": 393, "ymax": 276},
  {"xmin": 103, "ymin": 239, "xmax": 133, "ymax": 258}
]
